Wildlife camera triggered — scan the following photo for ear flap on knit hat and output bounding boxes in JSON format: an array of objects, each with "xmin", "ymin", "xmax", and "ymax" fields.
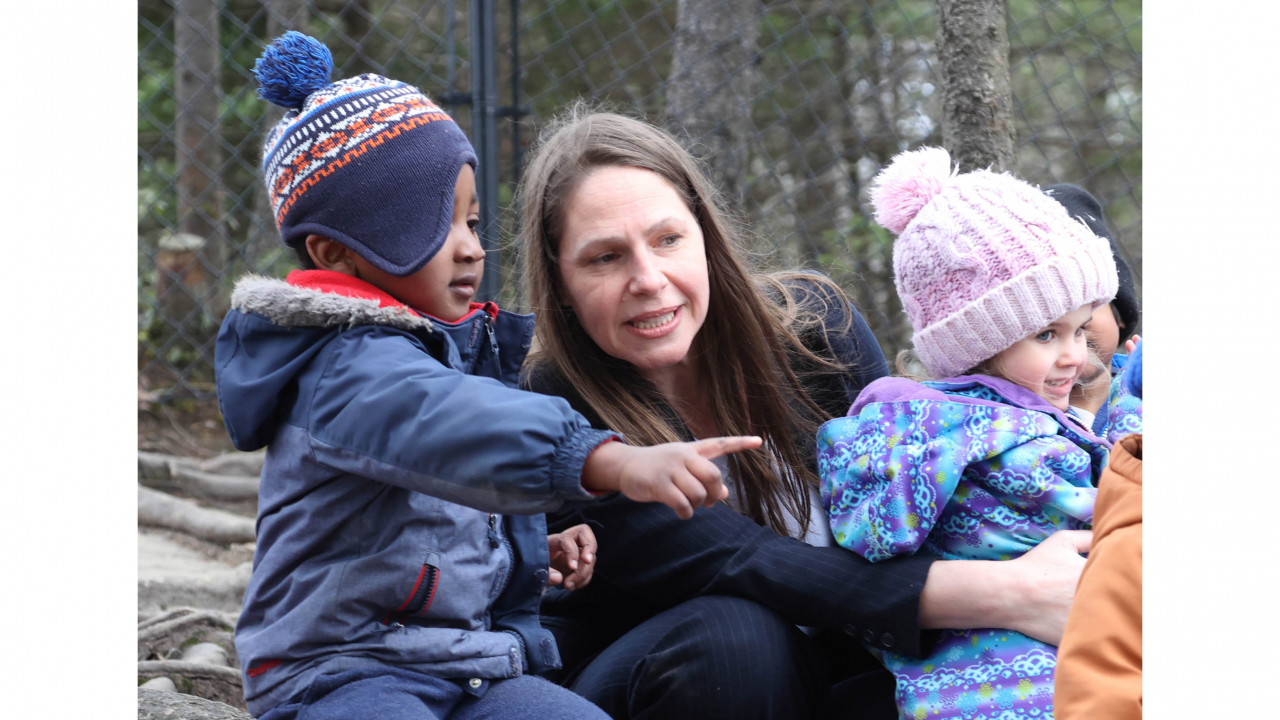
[{"xmin": 869, "ymin": 146, "xmax": 957, "ymax": 234}]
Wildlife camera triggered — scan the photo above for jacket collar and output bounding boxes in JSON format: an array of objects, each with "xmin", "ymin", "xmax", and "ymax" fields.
[
  {"xmin": 229, "ymin": 271, "xmax": 435, "ymax": 332},
  {"xmin": 229, "ymin": 270, "xmax": 503, "ymax": 332}
]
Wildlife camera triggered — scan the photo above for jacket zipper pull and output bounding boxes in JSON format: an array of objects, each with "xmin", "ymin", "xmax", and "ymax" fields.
[
  {"xmin": 488, "ymin": 513, "xmax": 501, "ymax": 549},
  {"xmin": 485, "ymin": 314, "xmax": 500, "ymax": 368}
]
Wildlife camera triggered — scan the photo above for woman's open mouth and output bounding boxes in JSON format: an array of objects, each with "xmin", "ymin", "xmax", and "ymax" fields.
[{"xmin": 626, "ymin": 306, "xmax": 681, "ymax": 337}]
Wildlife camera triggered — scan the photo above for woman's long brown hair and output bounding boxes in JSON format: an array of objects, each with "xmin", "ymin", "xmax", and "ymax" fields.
[{"xmin": 517, "ymin": 106, "xmax": 858, "ymax": 538}]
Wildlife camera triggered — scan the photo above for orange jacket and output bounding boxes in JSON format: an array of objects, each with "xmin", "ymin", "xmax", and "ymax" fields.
[{"xmin": 1055, "ymin": 433, "xmax": 1142, "ymax": 719}]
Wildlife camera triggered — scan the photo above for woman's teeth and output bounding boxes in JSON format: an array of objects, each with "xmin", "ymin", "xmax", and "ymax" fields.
[{"xmin": 630, "ymin": 311, "xmax": 675, "ymax": 330}]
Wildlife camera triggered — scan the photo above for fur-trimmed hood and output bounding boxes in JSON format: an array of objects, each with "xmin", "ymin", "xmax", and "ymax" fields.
[
  {"xmin": 216, "ymin": 271, "xmax": 531, "ymax": 452},
  {"xmin": 229, "ymin": 273, "xmax": 435, "ymax": 333}
]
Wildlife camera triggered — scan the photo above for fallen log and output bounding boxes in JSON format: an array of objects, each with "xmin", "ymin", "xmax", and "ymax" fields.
[
  {"xmin": 138, "ymin": 687, "xmax": 251, "ymax": 720},
  {"xmin": 199, "ymin": 450, "xmax": 266, "ymax": 476},
  {"xmin": 139, "ymin": 452, "xmax": 260, "ymax": 502},
  {"xmin": 139, "ymin": 607, "xmax": 238, "ymax": 662},
  {"xmin": 138, "ymin": 486, "xmax": 255, "ymax": 545},
  {"xmin": 138, "ymin": 660, "xmax": 245, "ymax": 709},
  {"xmin": 138, "ymin": 562, "xmax": 252, "ymax": 617}
]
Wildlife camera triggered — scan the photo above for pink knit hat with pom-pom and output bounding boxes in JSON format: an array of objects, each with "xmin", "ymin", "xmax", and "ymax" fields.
[{"xmin": 871, "ymin": 146, "xmax": 1118, "ymax": 379}]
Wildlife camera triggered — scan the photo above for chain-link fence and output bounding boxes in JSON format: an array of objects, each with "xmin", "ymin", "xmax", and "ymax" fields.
[{"xmin": 138, "ymin": 0, "xmax": 1140, "ymax": 401}]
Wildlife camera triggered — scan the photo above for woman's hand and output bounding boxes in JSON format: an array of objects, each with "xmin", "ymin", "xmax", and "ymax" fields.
[
  {"xmin": 1003, "ymin": 530, "xmax": 1092, "ymax": 645},
  {"xmin": 581, "ymin": 436, "xmax": 763, "ymax": 519},
  {"xmin": 919, "ymin": 529, "xmax": 1091, "ymax": 646},
  {"xmin": 548, "ymin": 523, "xmax": 597, "ymax": 590}
]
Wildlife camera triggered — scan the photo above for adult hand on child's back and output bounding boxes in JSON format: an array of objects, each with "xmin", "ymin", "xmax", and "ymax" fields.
[
  {"xmin": 582, "ymin": 437, "xmax": 763, "ymax": 519},
  {"xmin": 548, "ymin": 523, "xmax": 597, "ymax": 590},
  {"xmin": 1006, "ymin": 529, "xmax": 1092, "ymax": 646}
]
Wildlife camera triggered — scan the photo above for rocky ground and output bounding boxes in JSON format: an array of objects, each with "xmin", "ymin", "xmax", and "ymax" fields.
[{"xmin": 137, "ymin": 448, "xmax": 263, "ymax": 719}]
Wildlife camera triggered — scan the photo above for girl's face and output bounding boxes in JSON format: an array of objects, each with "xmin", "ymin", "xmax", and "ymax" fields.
[
  {"xmin": 556, "ymin": 165, "xmax": 710, "ymax": 375},
  {"xmin": 993, "ymin": 304, "xmax": 1094, "ymax": 411}
]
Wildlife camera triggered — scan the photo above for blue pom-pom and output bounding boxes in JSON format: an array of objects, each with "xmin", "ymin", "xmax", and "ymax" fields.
[
  {"xmin": 253, "ymin": 32, "xmax": 333, "ymax": 109},
  {"xmin": 1122, "ymin": 340, "xmax": 1142, "ymax": 399}
]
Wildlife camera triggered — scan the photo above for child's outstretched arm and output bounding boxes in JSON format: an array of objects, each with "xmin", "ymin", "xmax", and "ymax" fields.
[{"xmin": 300, "ymin": 327, "xmax": 757, "ymax": 517}]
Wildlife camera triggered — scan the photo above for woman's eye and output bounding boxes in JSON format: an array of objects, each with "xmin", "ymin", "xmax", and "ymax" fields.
[
  {"xmin": 1035, "ymin": 331, "xmax": 1053, "ymax": 343},
  {"xmin": 592, "ymin": 252, "xmax": 618, "ymax": 265},
  {"xmin": 659, "ymin": 234, "xmax": 680, "ymax": 247},
  {"xmin": 467, "ymin": 218, "xmax": 480, "ymax": 231}
]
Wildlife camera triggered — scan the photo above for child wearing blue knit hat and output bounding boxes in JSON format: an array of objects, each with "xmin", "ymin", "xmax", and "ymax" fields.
[{"xmin": 216, "ymin": 32, "xmax": 761, "ymax": 720}]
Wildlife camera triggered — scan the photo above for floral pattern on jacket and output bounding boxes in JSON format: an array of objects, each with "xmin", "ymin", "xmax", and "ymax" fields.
[
  {"xmin": 817, "ymin": 374, "xmax": 1111, "ymax": 720},
  {"xmin": 1096, "ymin": 369, "xmax": 1142, "ymax": 444}
]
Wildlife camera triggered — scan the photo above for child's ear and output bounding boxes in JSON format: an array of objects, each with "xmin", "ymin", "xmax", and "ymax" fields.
[{"xmin": 305, "ymin": 235, "xmax": 359, "ymax": 276}]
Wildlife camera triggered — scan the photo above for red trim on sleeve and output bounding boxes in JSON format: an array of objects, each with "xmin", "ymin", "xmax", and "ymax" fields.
[{"xmin": 247, "ymin": 659, "xmax": 281, "ymax": 678}]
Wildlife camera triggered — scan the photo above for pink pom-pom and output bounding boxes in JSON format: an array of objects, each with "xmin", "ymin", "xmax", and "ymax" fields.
[{"xmin": 870, "ymin": 146, "xmax": 956, "ymax": 234}]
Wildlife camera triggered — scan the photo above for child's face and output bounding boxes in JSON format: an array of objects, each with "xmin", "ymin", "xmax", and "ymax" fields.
[
  {"xmin": 994, "ymin": 304, "xmax": 1093, "ymax": 411},
  {"xmin": 1079, "ymin": 302, "xmax": 1122, "ymax": 384},
  {"xmin": 350, "ymin": 164, "xmax": 484, "ymax": 321}
]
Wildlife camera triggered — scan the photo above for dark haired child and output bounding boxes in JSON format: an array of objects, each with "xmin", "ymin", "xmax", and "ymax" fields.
[
  {"xmin": 1043, "ymin": 184, "xmax": 1142, "ymax": 441},
  {"xmin": 217, "ymin": 33, "xmax": 759, "ymax": 720}
]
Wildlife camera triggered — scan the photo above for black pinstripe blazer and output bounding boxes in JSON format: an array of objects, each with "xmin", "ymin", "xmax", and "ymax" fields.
[{"xmin": 523, "ymin": 276, "xmax": 938, "ymax": 662}]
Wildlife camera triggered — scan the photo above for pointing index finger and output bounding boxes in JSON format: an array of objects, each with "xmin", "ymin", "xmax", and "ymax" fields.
[{"xmin": 695, "ymin": 435, "xmax": 763, "ymax": 460}]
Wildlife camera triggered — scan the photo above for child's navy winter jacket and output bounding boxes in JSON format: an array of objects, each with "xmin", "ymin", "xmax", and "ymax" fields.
[{"xmin": 214, "ymin": 270, "xmax": 617, "ymax": 716}]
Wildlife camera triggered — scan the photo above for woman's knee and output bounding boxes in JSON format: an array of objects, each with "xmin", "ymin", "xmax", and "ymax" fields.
[{"xmin": 629, "ymin": 596, "xmax": 828, "ymax": 716}]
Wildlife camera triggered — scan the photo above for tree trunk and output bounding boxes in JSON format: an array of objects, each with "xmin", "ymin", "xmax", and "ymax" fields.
[
  {"xmin": 173, "ymin": 0, "xmax": 226, "ymax": 320},
  {"xmin": 665, "ymin": 0, "xmax": 761, "ymax": 208},
  {"xmin": 935, "ymin": 0, "xmax": 1014, "ymax": 173},
  {"xmin": 816, "ymin": 2, "xmax": 854, "ymax": 246}
]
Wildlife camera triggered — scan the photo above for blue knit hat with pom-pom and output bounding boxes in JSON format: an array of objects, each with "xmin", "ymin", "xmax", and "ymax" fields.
[{"xmin": 253, "ymin": 32, "xmax": 477, "ymax": 276}]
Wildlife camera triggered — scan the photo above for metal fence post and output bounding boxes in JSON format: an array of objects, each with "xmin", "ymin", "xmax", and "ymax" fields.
[{"xmin": 470, "ymin": 0, "xmax": 500, "ymax": 303}]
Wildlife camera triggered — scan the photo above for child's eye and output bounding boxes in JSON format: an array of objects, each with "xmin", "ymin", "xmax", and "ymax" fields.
[
  {"xmin": 1035, "ymin": 330, "xmax": 1054, "ymax": 343},
  {"xmin": 467, "ymin": 218, "xmax": 480, "ymax": 232}
]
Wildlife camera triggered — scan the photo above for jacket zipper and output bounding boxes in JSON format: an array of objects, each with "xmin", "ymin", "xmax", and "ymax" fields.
[
  {"xmin": 384, "ymin": 554, "xmax": 441, "ymax": 625},
  {"xmin": 484, "ymin": 314, "xmax": 500, "ymax": 369},
  {"xmin": 489, "ymin": 512, "xmax": 526, "ymax": 670},
  {"xmin": 489, "ymin": 513, "xmax": 515, "ymax": 600}
]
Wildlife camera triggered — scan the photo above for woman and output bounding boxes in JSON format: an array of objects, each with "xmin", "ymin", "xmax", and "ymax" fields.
[{"xmin": 517, "ymin": 108, "xmax": 1089, "ymax": 720}]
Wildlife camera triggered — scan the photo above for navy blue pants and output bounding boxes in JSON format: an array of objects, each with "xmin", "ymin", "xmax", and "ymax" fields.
[
  {"xmin": 257, "ymin": 665, "xmax": 610, "ymax": 720},
  {"xmin": 542, "ymin": 595, "xmax": 897, "ymax": 720}
]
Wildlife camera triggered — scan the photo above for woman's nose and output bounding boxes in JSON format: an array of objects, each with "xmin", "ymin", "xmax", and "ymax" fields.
[{"xmin": 628, "ymin": 252, "xmax": 668, "ymax": 296}]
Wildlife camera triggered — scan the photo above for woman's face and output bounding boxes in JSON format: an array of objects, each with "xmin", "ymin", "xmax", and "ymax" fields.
[{"xmin": 556, "ymin": 165, "xmax": 709, "ymax": 374}]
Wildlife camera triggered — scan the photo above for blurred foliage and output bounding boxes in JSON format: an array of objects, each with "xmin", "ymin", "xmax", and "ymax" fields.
[{"xmin": 139, "ymin": 0, "xmax": 1140, "ymax": 395}]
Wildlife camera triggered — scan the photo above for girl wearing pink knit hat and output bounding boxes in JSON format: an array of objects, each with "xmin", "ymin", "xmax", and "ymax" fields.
[{"xmin": 815, "ymin": 146, "xmax": 1135, "ymax": 720}]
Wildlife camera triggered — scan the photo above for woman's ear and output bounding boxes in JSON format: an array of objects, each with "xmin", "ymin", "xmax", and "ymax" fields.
[{"xmin": 304, "ymin": 235, "xmax": 359, "ymax": 276}]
